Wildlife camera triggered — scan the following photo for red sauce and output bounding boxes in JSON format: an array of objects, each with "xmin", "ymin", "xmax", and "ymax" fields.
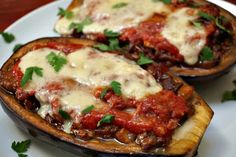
[
  {"xmin": 33, "ymin": 41, "xmax": 83, "ymax": 55},
  {"xmin": 81, "ymin": 89, "xmax": 190, "ymax": 138},
  {"xmin": 120, "ymin": 21, "xmax": 184, "ymax": 62}
]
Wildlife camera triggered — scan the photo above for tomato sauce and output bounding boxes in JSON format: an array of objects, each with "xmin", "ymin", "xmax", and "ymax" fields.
[
  {"xmin": 33, "ymin": 41, "xmax": 83, "ymax": 55},
  {"xmin": 81, "ymin": 89, "xmax": 190, "ymax": 138}
]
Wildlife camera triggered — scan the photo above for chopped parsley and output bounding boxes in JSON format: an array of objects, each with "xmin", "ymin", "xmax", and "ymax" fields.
[
  {"xmin": 13, "ymin": 43, "xmax": 23, "ymax": 52},
  {"xmin": 11, "ymin": 139, "xmax": 31, "ymax": 157},
  {"xmin": 93, "ymin": 44, "xmax": 110, "ymax": 51},
  {"xmin": 94, "ymin": 29, "xmax": 120, "ymax": 51},
  {"xmin": 108, "ymin": 38, "xmax": 120, "ymax": 50},
  {"xmin": 69, "ymin": 17, "xmax": 93, "ymax": 33},
  {"xmin": 216, "ymin": 16, "xmax": 231, "ymax": 34},
  {"xmin": 199, "ymin": 46, "xmax": 213, "ymax": 61},
  {"xmin": 110, "ymin": 81, "xmax": 122, "ymax": 96},
  {"xmin": 192, "ymin": 21, "xmax": 202, "ymax": 29},
  {"xmin": 21, "ymin": 66, "xmax": 43, "ymax": 87},
  {"xmin": 137, "ymin": 53, "xmax": 154, "ymax": 65},
  {"xmin": 198, "ymin": 11, "xmax": 215, "ymax": 21},
  {"xmin": 57, "ymin": 8, "xmax": 74, "ymax": 19},
  {"xmin": 222, "ymin": 80, "xmax": 236, "ymax": 102},
  {"xmin": 198, "ymin": 12, "xmax": 231, "ymax": 34},
  {"xmin": 152, "ymin": 0, "xmax": 172, "ymax": 4},
  {"xmin": 59, "ymin": 109, "xmax": 71, "ymax": 120},
  {"xmin": 100, "ymin": 88, "xmax": 108, "ymax": 99},
  {"xmin": 0, "ymin": 32, "xmax": 15, "ymax": 43},
  {"xmin": 97, "ymin": 114, "xmax": 115, "ymax": 127},
  {"xmin": 46, "ymin": 52, "xmax": 67, "ymax": 72},
  {"xmin": 82, "ymin": 105, "xmax": 95, "ymax": 115},
  {"xmin": 112, "ymin": 2, "xmax": 128, "ymax": 9},
  {"xmin": 104, "ymin": 29, "xmax": 119, "ymax": 38}
]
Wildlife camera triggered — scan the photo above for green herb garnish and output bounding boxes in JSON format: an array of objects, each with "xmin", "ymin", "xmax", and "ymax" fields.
[
  {"xmin": 82, "ymin": 105, "xmax": 95, "ymax": 115},
  {"xmin": 11, "ymin": 139, "xmax": 31, "ymax": 157},
  {"xmin": 216, "ymin": 16, "xmax": 231, "ymax": 34},
  {"xmin": 199, "ymin": 46, "xmax": 213, "ymax": 61},
  {"xmin": 97, "ymin": 114, "xmax": 115, "ymax": 127},
  {"xmin": 100, "ymin": 88, "xmax": 108, "ymax": 99},
  {"xmin": 57, "ymin": 7, "xmax": 74, "ymax": 19},
  {"xmin": 112, "ymin": 2, "xmax": 128, "ymax": 9},
  {"xmin": 94, "ymin": 38, "xmax": 120, "ymax": 51},
  {"xmin": 110, "ymin": 81, "xmax": 122, "ymax": 96},
  {"xmin": 222, "ymin": 80, "xmax": 236, "ymax": 102},
  {"xmin": 21, "ymin": 67, "xmax": 43, "ymax": 87},
  {"xmin": 137, "ymin": 53, "xmax": 154, "ymax": 65},
  {"xmin": 46, "ymin": 52, "xmax": 67, "ymax": 72},
  {"xmin": 93, "ymin": 44, "xmax": 110, "ymax": 51},
  {"xmin": 13, "ymin": 44, "xmax": 23, "ymax": 52},
  {"xmin": 198, "ymin": 11, "xmax": 215, "ymax": 21},
  {"xmin": 192, "ymin": 21, "xmax": 202, "ymax": 29},
  {"xmin": 104, "ymin": 29, "xmax": 119, "ymax": 38},
  {"xmin": 152, "ymin": 0, "xmax": 172, "ymax": 4},
  {"xmin": 0, "ymin": 32, "xmax": 15, "ymax": 43},
  {"xmin": 108, "ymin": 38, "xmax": 120, "ymax": 50},
  {"xmin": 59, "ymin": 109, "xmax": 71, "ymax": 120},
  {"xmin": 69, "ymin": 17, "xmax": 93, "ymax": 33}
]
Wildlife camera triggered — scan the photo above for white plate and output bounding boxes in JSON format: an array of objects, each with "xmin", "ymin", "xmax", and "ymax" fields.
[{"xmin": 0, "ymin": 0, "xmax": 235, "ymax": 156}]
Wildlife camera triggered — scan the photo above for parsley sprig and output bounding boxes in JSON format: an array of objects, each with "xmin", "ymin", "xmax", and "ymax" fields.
[
  {"xmin": 57, "ymin": 8, "xmax": 74, "ymax": 19},
  {"xmin": 94, "ymin": 29, "xmax": 121, "ymax": 51},
  {"xmin": 100, "ymin": 88, "xmax": 108, "ymax": 99},
  {"xmin": 11, "ymin": 139, "xmax": 31, "ymax": 157},
  {"xmin": 199, "ymin": 46, "xmax": 213, "ymax": 62},
  {"xmin": 82, "ymin": 105, "xmax": 95, "ymax": 115},
  {"xmin": 137, "ymin": 53, "xmax": 154, "ymax": 65},
  {"xmin": 69, "ymin": 17, "xmax": 93, "ymax": 33},
  {"xmin": 0, "ymin": 32, "xmax": 15, "ymax": 43},
  {"xmin": 152, "ymin": 0, "xmax": 172, "ymax": 4},
  {"xmin": 97, "ymin": 114, "xmax": 115, "ymax": 127},
  {"xmin": 46, "ymin": 52, "xmax": 67, "ymax": 72},
  {"xmin": 59, "ymin": 109, "xmax": 71, "ymax": 120},
  {"xmin": 112, "ymin": 2, "xmax": 128, "ymax": 9},
  {"xmin": 222, "ymin": 80, "xmax": 236, "ymax": 102},
  {"xmin": 110, "ymin": 81, "xmax": 122, "ymax": 96},
  {"xmin": 13, "ymin": 44, "xmax": 23, "ymax": 52},
  {"xmin": 197, "ymin": 12, "xmax": 231, "ymax": 34},
  {"xmin": 21, "ymin": 67, "xmax": 43, "ymax": 87},
  {"xmin": 99, "ymin": 81, "xmax": 122, "ymax": 99}
]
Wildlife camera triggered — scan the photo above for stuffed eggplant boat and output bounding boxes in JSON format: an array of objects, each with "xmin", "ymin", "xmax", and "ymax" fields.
[
  {"xmin": 0, "ymin": 38, "xmax": 213, "ymax": 156},
  {"xmin": 55, "ymin": 0, "xmax": 236, "ymax": 81}
]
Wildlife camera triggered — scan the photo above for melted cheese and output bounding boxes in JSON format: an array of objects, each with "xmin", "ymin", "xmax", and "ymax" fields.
[
  {"xmin": 55, "ymin": 1, "xmax": 208, "ymax": 65},
  {"xmin": 55, "ymin": 0, "xmax": 170, "ymax": 35},
  {"xmin": 19, "ymin": 47, "xmax": 162, "ymax": 99},
  {"xmin": 20, "ymin": 46, "xmax": 162, "ymax": 132},
  {"xmin": 161, "ymin": 8, "xmax": 206, "ymax": 65}
]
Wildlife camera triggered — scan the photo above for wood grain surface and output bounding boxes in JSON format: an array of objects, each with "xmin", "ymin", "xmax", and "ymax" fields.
[{"xmin": 0, "ymin": 0, "xmax": 235, "ymax": 31}]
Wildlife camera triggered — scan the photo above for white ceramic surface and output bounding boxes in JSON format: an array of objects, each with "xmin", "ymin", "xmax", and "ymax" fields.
[{"xmin": 0, "ymin": 0, "xmax": 235, "ymax": 156}]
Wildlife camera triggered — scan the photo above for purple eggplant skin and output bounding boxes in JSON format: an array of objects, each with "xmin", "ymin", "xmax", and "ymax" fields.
[
  {"xmin": 0, "ymin": 99, "xmax": 197, "ymax": 157},
  {"xmin": 0, "ymin": 37, "xmax": 211, "ymax": 157}
]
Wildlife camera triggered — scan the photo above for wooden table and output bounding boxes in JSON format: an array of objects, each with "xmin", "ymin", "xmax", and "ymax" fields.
[{"xmin": 0, "ymin": 0, "xmax": 235, "ymax": 31}]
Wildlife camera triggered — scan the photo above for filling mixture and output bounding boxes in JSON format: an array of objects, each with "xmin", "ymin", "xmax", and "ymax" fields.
[
  {"xmin": 0, "ymin": 42, "xmax": 194, "ymax": 150},
  {"xmin": 55, "ymin": 0, "xmax": 233, "ymax": 68}
]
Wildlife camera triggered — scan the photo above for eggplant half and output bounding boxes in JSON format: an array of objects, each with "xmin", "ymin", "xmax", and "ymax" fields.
[
  {"xmin": 55, "ymin": 0, "xmax": 236, "ymax": 82},
  {"xmin": 0, "ymin": 37, "xmax": 213, "ymax": 157}
]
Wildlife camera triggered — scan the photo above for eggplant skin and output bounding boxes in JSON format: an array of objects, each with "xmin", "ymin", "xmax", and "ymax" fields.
[
  {"xmin": 61, "ymin": 0, "xmax": 236, "ymax": 82},
  {"xmin": 0, "ymin": 37, "xmax": 213, "ymax": 157}
]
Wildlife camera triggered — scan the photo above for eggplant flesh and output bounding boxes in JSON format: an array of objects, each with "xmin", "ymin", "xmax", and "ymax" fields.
[
  {"xmin": 56, "ymin": 0, "xmax": 236, "ymax": 82},
  {"xmin": 0, "ymin": 38, "xmax": 213, "ymax": 157}
]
